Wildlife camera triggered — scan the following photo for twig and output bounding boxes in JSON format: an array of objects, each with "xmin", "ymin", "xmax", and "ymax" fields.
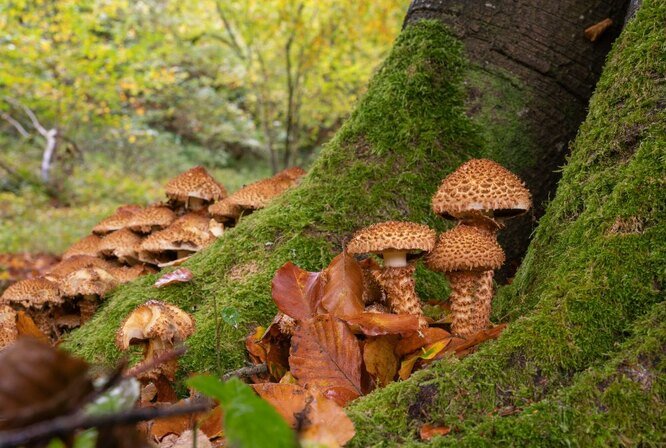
[
  {"xmin": 0, "ymin": 401, "xmax": 210, "ymax": 448},
  {"xmin": 221, "ymin": 363, "xmax": 267, "ymax": 381},
  {"xmin": 123, "ymin": 346, "xmax": 187, "ymax": 378}
]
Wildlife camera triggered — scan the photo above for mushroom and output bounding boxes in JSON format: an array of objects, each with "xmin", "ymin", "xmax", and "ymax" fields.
[
  {"xmin": 208, "ymin": 198, "xmax": 242, "ymax": 232},
  {"xmin": 426, "ymin": 224, "xmax": 505, "ymax": 337},
  {"xmin": 62, "ymin": 234, "xmax": 103, "ymax": 260},
  {"xmin": 127, "ymin": 205, "xmax": 177, "ymax": 235},
  {"xmin": 227, "ymin": 166, "xmax": 306, "ymax": 214},
  {"xmin": 0, "ymin": 305, "xmax": 18, "ymax": 350},
  {"xmin": 346, "ymin": 221, "xmax": 436, "ymax": 327},
  {"xmin": 58, "ymin": 265, "xmax": 119, "ymax": 323},
  {"xmin": 164, "ymin": 166, "xmax": 227, "ymax": 212},
  {"xmin": 98, "ymin": 228, "xmax": 143, "ymax": 265},
  {"xmin": 92, "ymin": 204, "xmax": 142, "ymax": 235},
  {"xmin": 0, "ymin": 277, "xmax": 63, "ymax": 338},
  {"xmin": 116, "ymin": 300, "xmax": 194, "ymax": 399}
]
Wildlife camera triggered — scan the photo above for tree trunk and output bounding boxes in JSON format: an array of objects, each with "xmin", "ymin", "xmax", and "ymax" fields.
[
  {"xmin": 348, "ymin": 1, "xmax": 665, "ymax": 444},
  {"xmin": 64, "ymin": 0, "xmax": 644, "ymax": 421}
]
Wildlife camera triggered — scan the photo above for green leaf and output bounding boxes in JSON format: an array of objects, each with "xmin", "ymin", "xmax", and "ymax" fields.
[{"xmin": 188, "ymin": 376, "xmax": 297, "ymax": 448}]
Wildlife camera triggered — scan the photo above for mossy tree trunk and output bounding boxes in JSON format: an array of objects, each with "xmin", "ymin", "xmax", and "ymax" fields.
[{"xmin": 348, "ymin": 1, "xmax": 665, "ymax": 445}]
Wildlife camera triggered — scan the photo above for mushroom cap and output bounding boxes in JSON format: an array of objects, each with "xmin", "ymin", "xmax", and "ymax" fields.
[
  {"xmin": 426, "ymin": 224, "xmax": 505, "ymax": 273},
  {"xmin": 112, "ymin": 264, "xmax": 155, "ymax": 283},
  {"xmin": 92, "ymin": 204, "xmax": 141, "ymax": 235},
  {"xmin": 59, "ymin": 266, "xmax": 119, "ymax": 297},
  {"xmin": 98, "ymin": 228, "xmax": 143, "ymax": 260},
  {"xmin": 45, "ymin": 256, "xmax": 116, "ymax": 280},
  {"xmin": 116, "ymin": 300, "xmax": 195, "ymax": 350},
  {"xmin": 127, "ymin": 205, "xmax": 177, "ymax": 233},
  {"xmin": 228, "ymin": 167, "xmax": 304, "ymax": 210},
  {"xmin": 431, "ymin": 159, "xmax": 531, "ymax": 220},
  {"xmin": 1, "ymin": 278, "xmax": 63, "ymax": 309},
  {"xmin": 208, "ymin": 199, "xmax": 241, "ymax": 221},
  {"xmin": 0, "ymin": 305, "xmax": 18, "ymax": 349},
  {"xmin": 346, "ymin": 221, "xmax": 436, "ymax": 255},
  {"xmin": 140, "ymin": 213, "xmax": 215, "ymax": 254},
  {"xmin": 62, "ymin": 234, "xmax": 102, "ymax": 260},
  {"xmin": 164, "ymin": 166, "xmax": 227, "ymax": 202}
]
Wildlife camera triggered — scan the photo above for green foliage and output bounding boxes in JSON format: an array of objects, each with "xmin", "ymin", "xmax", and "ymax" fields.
[{"xmin": 188, "ymin": 376, "xmax": 297, "ymax": 448}]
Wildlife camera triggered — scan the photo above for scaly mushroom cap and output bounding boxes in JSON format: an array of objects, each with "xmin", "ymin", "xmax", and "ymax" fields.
[
  {"xmin": 116, "ymin": 300, "xmax": 194, "ymax": 350},
  {"xmin": 59, "ymin": 266, "xmax": 119, "ymax": 297},
  {"xmin": 98, "ymin": 228, "xmax": 143, "ymax": 261},
  {"xmin": 127, "ymin": 205, "xmax": 177, "ymax": 234},
  {"xmin": 92, "ymin": 204, "xmax": 141, "ymax": 235},
  {"xmin": 112, "ymin": 264, "xmax": 155, "ymax": 283},
  {"xmin": 0, "ymin": 305, "xmax": 18, "ymax": 349},
  {"xmin": 140, "ymin": 213, "xmax": 215, "ymax": 254},
  {"xmin": 228, "ymin": 167, "xmax": 304, "ymax": 210},
  {"xmin": 431, "ymin": 159, "xmax": 531, "ymax": 220},
  {"xmin": 45, "ymin": 256, "xmax": 116, "ymax": 280},
  {"xmin": 164, "ymin": 166, "xmax": 227, "ymax": 203},
  {"xmin": 1, "ymin": 278, "xmax": 63, "ymax": 309},
  {"xmin": 346, "ymin": 221, "xmax": 436, "ymax": 256},
  {"xmin": 426, "ymin": 224, "xmax": 505, "ymax": 273},
  {"xmin": 208, "ymin": 198, "xmax": 241, "ymax": 221},
  {"xmin": 62, "ymin": 234, "xmax": 102, "ymax": 260}
]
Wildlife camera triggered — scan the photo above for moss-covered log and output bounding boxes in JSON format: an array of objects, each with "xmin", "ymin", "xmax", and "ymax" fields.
[{"xmin": 348, "ymin": 1, "xmax": 665, "ymax": 444}]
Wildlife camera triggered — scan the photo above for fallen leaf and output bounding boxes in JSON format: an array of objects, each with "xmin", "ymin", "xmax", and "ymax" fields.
[
  {"xmin": 344, "ymin": 312, "xmax": 420, "ymax": 336},
  {"xmin": 398, "ymin": 339, "xmax": 451, "ymax": 380},
  {"xmin": 161, "ymin": 429, "xmax": 212, "ymax": 448},
  {"xmin": 279, "ymin": 372, "xmax": 298, "ymax": 384},
  {"xmin": 153, "ymin": 268, "xmax": 193, "ymax": 288},
  {"xmin": 419, "ymin": 423, "xmax": 451, "ymax": 440},
  {"xmin": 320, "ymin": 252, "xmax": 364, "ymax": 319},
  {"xmin": 246, "ymin": 326, "xmax": 267, "ymax": 364},
  {"xmin": 396, "ymin": 327, "xmax": 451, "ymax": 357},
  {"xmin": 363, "ymin": 336, "xmax": 399, "ymax": 388},
  {"xmin": 150, "ymin": 400, "xmax": 219, "ymax": 441},
  {"xmin": 289, "ymin": 315, "xmax": 362, "ymax": 405},
  {"xmin": 300, "ymin": 389, "xmax": 355, "ymax": 447},
  {"xmin": 271, "ymin": 262, "xmax": 322, "ymax": 320},
  {"xmin": 252, "ymin": 383, "xmax": 310, "ymax": 428},
  {"xmin": 445, "ymin": 324, "xmax": 507, "ymax": 358},
  {"xmin": 15, "ymin": 311, "xmax": 50, "ymax": 344}
]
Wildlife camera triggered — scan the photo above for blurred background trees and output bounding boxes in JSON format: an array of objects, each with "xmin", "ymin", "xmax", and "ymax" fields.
[{"xmin": 0, "ymin": 0, "xmax": 405, "ymax": 252}]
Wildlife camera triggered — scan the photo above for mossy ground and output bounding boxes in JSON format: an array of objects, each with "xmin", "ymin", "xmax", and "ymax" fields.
[{"xmin": 348, "ymin": 1, "xmax": 666, "ymax": 445}]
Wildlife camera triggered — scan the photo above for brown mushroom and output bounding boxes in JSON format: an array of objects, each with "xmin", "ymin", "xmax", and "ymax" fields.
[
  {"xmin": 208, "ymin": 198, "xmax": 242, "ymax": 231},
  {"xmin": 98, "ymin": 228, "xmax": 143, "ymax": 265},
  {"xmin": 92, "ymin": 204, "xmax": 141, "ymax": 235},
  {"xmin": 347, "ymin": 221, "xmax": 436, "ymax": 327},
  {"xmin": 127, "ymin": 205, "xmax": 177, "ymax": 234},
  {"xmin": 45, "ymin": 255, "xmax": 117, "ymax": 281},
  {"xmin": 227, "ymin": 166, "xmax": 306, "ymax": 213},
  {"xmin": 116, "ymin": 300, "xmax": 194, "ymax": 399},
  {"xmin": 0, "ymin": 278, "xmax": 63, "ymax": 338},
  {"xmin": 59, "ymin": 265, "xmax": 119, "ymax": 322},
  {"xmin": 0, "ymin": 305, "xmax": 18, "ymax": 350},
  {"xmin": 426, "ymin": 224, "xmax": 505, "ymax": 337},
  {"xmin": 164, "ymin": 166, "xmax": 227, "ymax": 211},
  {"xmin": 62, "ymin": 234, "xmax": 102, "ymax": 260}
]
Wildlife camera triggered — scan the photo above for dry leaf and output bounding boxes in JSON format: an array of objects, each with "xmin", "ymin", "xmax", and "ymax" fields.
[
  {"xmin": 279, "ymin": 371, "xmax": 298, "ymax": 384},
  {"xmin": 319, "ymin": 252, "xmax": 364, "ymax": 319},
  {"xmin": 160, "ymin": 429, "xmax": 212, "ymax": 448},
  {"xmin": 444, "ymin": 324, "xmax": 506, "ymax": 358},
  {"xmin": 419, "ymin": 423, "xmax": 451, "ymax": 440},
  {"xmin": 271, "ymin": 262, "xmax": 322, "ymax": 320},
  {"xmin": 344, "ymin": 312, "xmax": 419, "ymax": 336},
  {"xmin": 363, "ymin": 336, "xmax": 399, "ymax": 388},
  {"xmin": 246, "ymin": 326, "xmax": 267, "ymax": 364},
  {"xmin": 300, "ymin": 389, "xmax": 355, "ymax": 447},
  {"xmin": 252, "ymin": 383, "xmax": 309, "ymax": 428},
  {"xmin": 398, "ymin": 339, "xmax": 451, "ymax": 380},
  {"xmin": 150, "ymin": 400, "xmax": 219, "ymax": 441},
  {"xmin": 395, "ymin": 327, "xmax": 451, "ymax": 357},
  {"xmin": 259, "ymin": 321, "xmax": 292, "ymax": 381},
  {"xmin": 15, "ymin": 311, "xmax": 50, "ymax": 344},
  {"xmin": 289, "ymin": 315, "xmax": 362, "ymax": 405},
  {"xmin": 153, "ymin": 268, "xmax": 193, "ymax": 288}
]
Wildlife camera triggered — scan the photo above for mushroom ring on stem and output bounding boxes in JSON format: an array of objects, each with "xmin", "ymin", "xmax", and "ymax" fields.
[
  {"xmin": 426, "ymin": 224, "xmax": 505, "ymax": 338},
  {"xmin": 346, "ymin": 221, "xmax": 436, "ymax": 327}
]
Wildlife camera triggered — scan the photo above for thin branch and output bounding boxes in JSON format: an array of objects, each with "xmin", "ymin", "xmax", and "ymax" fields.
[
  {"xmin": 214, "ymin": 1, "xmax": 246, "ymax": 60},
  {"xmin": 221, "ymin": 363, "xmax": 267, "ymax": 381},
  {"xmin": 123, "ymin": 346, "xmax": 187, "ymax": 378},
  {"xmin": 0, "ymin": 401, "xmax": 210, "ymax": 448},
  {"xmin": 4, "ymin": 97, "xmax": 50, "ymax": 138},
  {"xmin": 0, "ymin": 112, "xmax": 30, "ymax": 138}
]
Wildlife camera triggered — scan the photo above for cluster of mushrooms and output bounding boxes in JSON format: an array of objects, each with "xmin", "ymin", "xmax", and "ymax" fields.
[
  {"xmin": 0, "ymin": 165, "xmax": 304, "ymax": 345},
  {"xmin": 347, "ymin": 159, "xmax": 531, "ymax": 337}
]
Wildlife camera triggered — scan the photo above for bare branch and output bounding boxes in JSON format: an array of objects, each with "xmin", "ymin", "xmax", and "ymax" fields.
[
  {"xmin": 221, "ymin": 363, "xmax": 267, "ymax": 381},
  {"xmin": 0, "ymin": 112, "xmax": 30, "ymax": 138},
  {"xmin": 214, "ymin": 1, "xmax": 246, "ymax": 60},
  {"xmin": 3, "ymin": 97, "xmax": 50, "ymax": 138}
]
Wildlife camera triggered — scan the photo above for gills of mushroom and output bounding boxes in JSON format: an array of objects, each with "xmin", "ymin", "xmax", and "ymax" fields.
[
  {"xmin": 426, "ymin": 224, "xmax": 505, "ymax": 338},
  {"xmin": 0, "ymin": 277, "xmax": 64, "ymax": 340},
  {"xmin": 347, "ymin": 221, "xmax": 436, "ymax": 328},
  {"xmin": 164, "ymin": 166, "xmax": 227, "ymax": 212}
]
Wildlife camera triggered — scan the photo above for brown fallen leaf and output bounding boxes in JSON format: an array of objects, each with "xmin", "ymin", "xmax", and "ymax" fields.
[
  {"xmin": 344, "ymin": 312, "xmax": 420, "ymax": 336},
  {"xmin": 300, "ymin": 389, "xmax": 356, "ymax": 448},
  {"xmin": 160, "ymin": 429, "xmax": 212, "ymax": 448},
  {"xmin": 584, "ymin": 18, "xmax": 613, "ymax": 42},
  {"xmin": 289, "ymin": 314, "xmax": 362, "ymax": 406},
  {"xmin": 153, "ymin": 268, "xmax": 193, "ymax": 288},
  {"xmin": 246, "ymin": 326, "xmax": 267, "ymax": 365},
  {"xmin": 259, "ymin": 320, "xmax": 292, "ymax": 381},
  {"xmin": 419, "ymin": 423, "xmax": 451, "ymax": 440},
  {"xmin": 271, "ymin": 261, "xmax": 322, "ymax": 320},
  {"xmin": 319, "ymin": 251, "xmax": 364, "ymax": 319},
  {"xmin": 399, "ymin": 339, "xmax": 451, "ymax": 380},
  {"xmin": 396, "ymin": 327, "xmax": 451, "ymax": 357},
  {"xmin": 445, "ymin": 324, "xmax": 507, "ymax": 358},
  {"xmin": 15, "ymin": 311, "xmax": 50, "ymax": 344},
  {"xmin": 363, "ymin": 335, "xmax": 399, "ymax": 388},
  {"xmin": 252, "ymin": 383, "xmax": 310, "ymax": 428},
  {"xmin": 150, "ymin": 400, "xmax": 220, "ymax": 441}
]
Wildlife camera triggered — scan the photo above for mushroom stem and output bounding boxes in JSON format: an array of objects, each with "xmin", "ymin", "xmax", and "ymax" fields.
[
  {"xmin": 382, "ymin": 249, "xmax": 408, "ymax": 268},
  {"xmin": 378, "ymin": 265, "xmax": 427, "ymax": 327},
  {"xmin": 187, "ymin": 197, "xmax": 206, "ymax": 211},
  {"xmin": 446, "ymin": 270, "xmax": 493, "ymax": 337},
  {"xmin": 79, "ymin": 295, "xmax": 98, "ymax": 323}
]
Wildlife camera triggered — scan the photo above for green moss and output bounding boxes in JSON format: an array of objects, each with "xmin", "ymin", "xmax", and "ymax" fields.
[
  {"xmin": 64, "ymin": 21, "xmax": 485, "ymax": 372},
  {"xmin": 348, "ymin": 1, "xmax": 666, "ymax": 445}
]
